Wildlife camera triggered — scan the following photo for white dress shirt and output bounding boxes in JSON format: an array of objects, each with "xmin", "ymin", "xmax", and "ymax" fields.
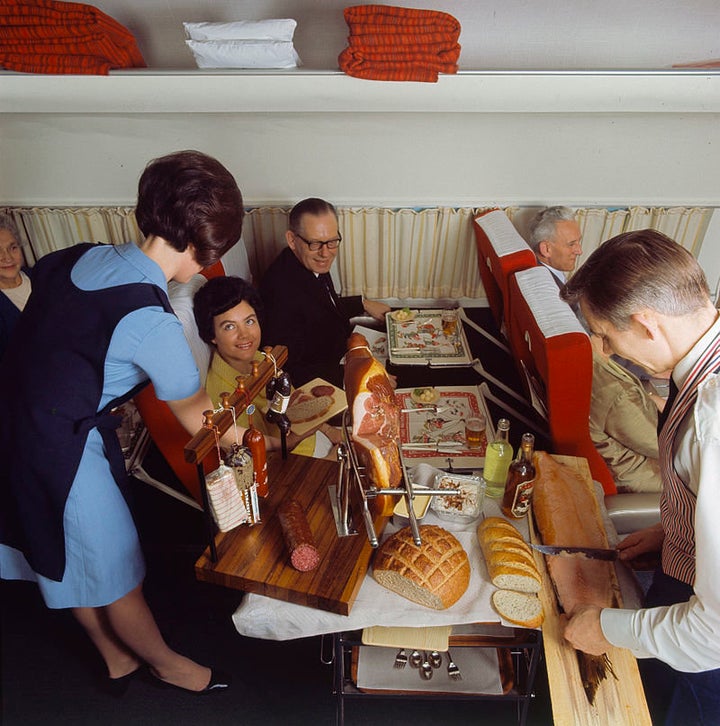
[{"xmin": 601, "ymin": 313, "xmax": 720, "ymax": 672}]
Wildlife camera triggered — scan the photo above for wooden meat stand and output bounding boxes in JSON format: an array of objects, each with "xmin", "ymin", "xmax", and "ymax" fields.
[
  {"xmin": 186, "ymin": 345, "xmax": 388, "ymax": 615},
  {"xmin": 531, "ymin": 455, "xmax": 651, "ymax": 726}
]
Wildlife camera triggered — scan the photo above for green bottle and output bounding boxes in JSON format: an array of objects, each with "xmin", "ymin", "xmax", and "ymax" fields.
[{"xmin": 483, "ymin": 418, "xmax": 513, "ymax": 498}]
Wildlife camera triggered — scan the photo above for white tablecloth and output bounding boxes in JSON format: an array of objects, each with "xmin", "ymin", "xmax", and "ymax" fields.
[{"xmin": 232, "ymin": 465, "xmax": 528, "ymax": 641}]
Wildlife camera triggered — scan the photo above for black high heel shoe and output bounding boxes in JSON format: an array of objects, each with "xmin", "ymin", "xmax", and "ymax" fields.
[
  {"xmin": 146, "ymin": 667, "xmax": 231, "ymax": 695},
  {"xmin": 101, "ymin": 664, "xmax": 146, "ymax": 697}
]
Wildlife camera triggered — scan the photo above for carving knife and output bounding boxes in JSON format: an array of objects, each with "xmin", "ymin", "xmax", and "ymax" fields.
[{"xmin": 530, "ymin": 543, "xmax": 619, "ymax": 561}]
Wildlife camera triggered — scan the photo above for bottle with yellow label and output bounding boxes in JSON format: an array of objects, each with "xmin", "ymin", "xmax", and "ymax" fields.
[{"xmin": 483, "ymin": 418, "xmax": 513, "ymax": 498}]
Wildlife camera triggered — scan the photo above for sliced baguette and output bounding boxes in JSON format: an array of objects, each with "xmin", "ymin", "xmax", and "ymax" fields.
[
  {"xmin": 484, "ymin": 541, "xmax": 536, "ymax": 567},
  {"xmin": 492, "ymin": 589, "xmax": 544, "ymax": 628},
  {"xmin": 478, "ymin": 517, "xmax": 523, "ymax": 537},
  {"xmin": 490, "ymin": 566, "xmax": 542, "ymax": 593}
]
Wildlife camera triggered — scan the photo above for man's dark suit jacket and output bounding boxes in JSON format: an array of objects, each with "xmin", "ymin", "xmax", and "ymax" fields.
[{"xmin": 259, "ymin": 247, "xmax": 364, "ymax": 388}]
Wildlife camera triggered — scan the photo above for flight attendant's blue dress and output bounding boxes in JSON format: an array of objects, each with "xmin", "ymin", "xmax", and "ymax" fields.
[{"xmin": 0, "ymin": 243, "xmax": 200, "ymax": 608}]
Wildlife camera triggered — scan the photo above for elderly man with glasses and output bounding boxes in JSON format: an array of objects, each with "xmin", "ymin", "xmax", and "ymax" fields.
[{"xmin": 259, "ymin": 197, "xmax": 389, "ymax": 388}]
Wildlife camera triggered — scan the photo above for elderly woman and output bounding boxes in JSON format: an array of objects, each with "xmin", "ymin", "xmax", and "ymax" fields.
[
  {"xmin": 0, "ymin": 213, "xmax": 32, "ymax": 360},
  {"xmin": 0, "ymin": 151, "xmax": 260, "ymax": 696},
  {"xmin": 193, "ymin": 275, "xmax": 341, "ymax": 457}
]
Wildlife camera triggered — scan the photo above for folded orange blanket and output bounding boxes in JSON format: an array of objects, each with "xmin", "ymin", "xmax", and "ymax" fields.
[
  {"xmin": 343, "ymin": 4, "xmax": 460, "ymax": 33},
  {"xmin": 0, "ymin": 0, "xmax": 145, "ymax": 74},
  {"xmin": 339, "ymin": 4, "xmax": 461, "ymax": 83}
]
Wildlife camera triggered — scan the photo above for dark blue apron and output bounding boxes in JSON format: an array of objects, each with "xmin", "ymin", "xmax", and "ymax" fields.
[{"xmin": 0, "ymin": 243, "xmax": 173, "ymax": 581}]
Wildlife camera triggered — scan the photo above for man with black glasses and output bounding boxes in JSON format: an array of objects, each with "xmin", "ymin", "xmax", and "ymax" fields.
[{"xmin": 260, "ymin": 197, "xmax": 389, "ymax": 387}]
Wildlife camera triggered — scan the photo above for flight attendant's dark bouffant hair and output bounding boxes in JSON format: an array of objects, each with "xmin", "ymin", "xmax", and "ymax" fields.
[{"xmin": 135, "ymin": 150, "xmax": 244, "ymax": 268}]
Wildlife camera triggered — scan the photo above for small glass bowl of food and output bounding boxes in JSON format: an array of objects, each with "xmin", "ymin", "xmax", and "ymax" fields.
[
  {"xmin": 410, "ymin": 386, "xmax": 440, "ymax": 405},
  {"xmin": 390, "ymin": 307, "xmax": 415, "ymax": 322},
  {"xmin": 430, "ymin": 473, "xmax": 486, "ymax": 524}
]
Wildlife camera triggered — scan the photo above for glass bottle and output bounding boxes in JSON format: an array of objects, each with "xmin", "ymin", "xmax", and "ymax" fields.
[
  {"xmin": 501, "ymin": 433, "xmax": 536, "ymax": 519},
  {"xmin": 483, "ymin": 418, "xmax": 513, "ymax": 498},
  {"xmin": 243, "ymin": 404, "xmax": 268, "ymax": 498}
]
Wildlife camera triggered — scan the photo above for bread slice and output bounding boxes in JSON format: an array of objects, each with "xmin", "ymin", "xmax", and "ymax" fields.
[
  {"xmin": 484, "ymin": 540, "xmax": 535, "ymax": 566},
  {"xmin": 490, "ymin": 565, "xmax": 541, "ymax": 593},
  {"xmin": 372, "ymin": 525, "xmax": 470, "ymax": 609},
  {"xmin": 492, "ymin": 589, "xmax": 544, "ymax": 628},
  {"xmin": 287, "ymin": 394, "xmax": 334, "ymax": 423},
  {"xmin": 478, "ymin": 517, "xmax": 523, "ymax": 540}
]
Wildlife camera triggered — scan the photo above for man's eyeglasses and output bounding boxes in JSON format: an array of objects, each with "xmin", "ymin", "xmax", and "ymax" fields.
[{"xmin": 293, "ymin": 231, "xmax": 342, "ymax": 252}]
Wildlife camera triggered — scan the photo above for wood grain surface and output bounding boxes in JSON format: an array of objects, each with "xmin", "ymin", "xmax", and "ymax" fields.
[
  {"xmin": 531, "ymin": 455, "xmax": 651, "ymax": 726},
  {"xmin": 195, "ymin": 452, "xmax": 389, "ymax": 615}
]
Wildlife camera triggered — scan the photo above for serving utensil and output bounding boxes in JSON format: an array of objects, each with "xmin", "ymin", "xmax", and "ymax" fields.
[
  {"xmin": 409, "ymin": 650, "xmax": 423, "ymax": 669},
  {"xmin": 429, "ymin": 651, "xmax": 442, "ymax": 669},
  {"xmin": 446, "ymin": 650, "xmax": 462, "ymax": 681},
  {"xmin": 393, "ymin": 649, "xmax": 408, "ymax": 669},
  {"xmin": 530, "ymin": 543, "xmax": 619, "ymax": 561},
  {"xmin": 420, "ymin": 652, "xmax": 434, "ymax": 681}
]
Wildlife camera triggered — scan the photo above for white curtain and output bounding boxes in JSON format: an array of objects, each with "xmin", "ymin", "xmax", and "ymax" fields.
[{"xmin": 3, "ymin": 205, "xmax": 714, "ymax": 301}]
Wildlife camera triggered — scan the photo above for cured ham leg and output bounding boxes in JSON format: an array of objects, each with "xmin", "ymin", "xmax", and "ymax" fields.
[{"xmin": 343, "ymin": 333, "xmax": 401, "ymax": 516}]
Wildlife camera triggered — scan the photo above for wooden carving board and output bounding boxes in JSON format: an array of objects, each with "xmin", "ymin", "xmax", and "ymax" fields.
[
  {"xmin": 195, "ymin": 452, "xmax": 388, "ymax": 615},
  {"xmin": 530, "ymin": 455, "xmax": 651, "ymax": 726}
]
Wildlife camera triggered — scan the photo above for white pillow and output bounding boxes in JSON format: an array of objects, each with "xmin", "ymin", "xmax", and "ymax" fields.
[
  {"xmin": 183, "ymin": 19, "xmax": 297, "ymax": 41},
  {"xmin": 186, "ymin": 39, "xmax": 301, "ymax": 69}
]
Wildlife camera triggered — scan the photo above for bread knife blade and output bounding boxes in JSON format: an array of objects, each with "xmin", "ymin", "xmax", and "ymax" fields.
[{"xmin": 530, "ymin": 543, "xmax": 619, "ymax": 561}]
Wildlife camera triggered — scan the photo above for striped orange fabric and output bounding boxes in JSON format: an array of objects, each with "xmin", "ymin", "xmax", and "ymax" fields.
[
  {"xmin": 0, "ymin": 0, "xmax": 145, "ymax": 74},
  {"xmin": 338, "ymin": 4, "xmax": 461, "ymax": 83}
]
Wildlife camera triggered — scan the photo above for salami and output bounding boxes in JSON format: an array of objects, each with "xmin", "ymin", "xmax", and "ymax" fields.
[{"xmin": 277, "ymin": 498, "xmax": 320, "ymax": 572}]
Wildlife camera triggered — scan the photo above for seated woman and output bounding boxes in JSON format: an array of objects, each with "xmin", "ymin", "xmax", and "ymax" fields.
[
  {"xmin": 193, "ymin": 275, "xmax": 341, "ymax": 457},
  {"xmin": 589, "ymin": 334, "xmax": 662, "ymax": 493},
  {"xmin": 0, "ymin": 213, "xmax": 32, "ymax": 360}
]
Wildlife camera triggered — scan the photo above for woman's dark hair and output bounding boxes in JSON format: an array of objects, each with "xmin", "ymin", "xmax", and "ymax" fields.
[
  {"xmin": 135, "ymin": 150, "xmax": 244, "ymax": 268},
  {"xmin": 193, "ymin": 275, "xmax": 263, "ymax": 345}
]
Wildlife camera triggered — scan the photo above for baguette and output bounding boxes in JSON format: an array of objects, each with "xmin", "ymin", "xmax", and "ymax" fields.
[{"xmin": 492, "ymin": 590, "xmax": 544, "ymax": 628}]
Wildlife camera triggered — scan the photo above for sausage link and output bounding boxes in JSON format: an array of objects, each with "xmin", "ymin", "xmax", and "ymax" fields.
[{"xmin": 277, "ymin": 498, "xmax": 320, "ymax": 572}]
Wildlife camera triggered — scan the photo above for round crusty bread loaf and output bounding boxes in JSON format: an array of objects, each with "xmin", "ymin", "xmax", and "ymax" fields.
[
  {"xmin": 492, "ymin": 589, "xmax": 544, "ymax": 628},
  {"xmin": 372, "ymin": 525, "xmax": 470, "ymax": 610}
]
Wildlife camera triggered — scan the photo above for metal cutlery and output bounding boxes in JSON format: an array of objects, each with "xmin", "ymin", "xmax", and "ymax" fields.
[
  {"xmin": 409, "ymin": 650, "xmax": 423, "ymax": 669},
  {"xmin": 401, "ymin": 441, "xmax": 463, "ymax": 451},
  {"xmin": 393, "ymin": 648, "xmax": 408, "ymax": 669},
  {"xmin": 429, "ymin": 651, "xmax": 442, "ymax": 669},
  {"xmin": 446, "ymin": 650, "xmax": 462, "ymax": 681},
  {"xmin": 419, "ymin": 652, "xmax": 434, "ymax": 680},
  {"xmin": 399, "ymin": 405, "xmax": 447, "ymax": 414}
]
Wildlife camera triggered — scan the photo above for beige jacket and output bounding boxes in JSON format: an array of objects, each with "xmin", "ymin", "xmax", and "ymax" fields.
[{"xmin": 589, "ymin": 351, "xmax": 661, "ymax": 493}]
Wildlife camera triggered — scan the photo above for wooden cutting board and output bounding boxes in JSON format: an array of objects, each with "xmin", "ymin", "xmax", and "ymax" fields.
[
  {"xmin": 531, "ymin": 455, "xmax": 651, "ymax": 726},
  {"xmin": 195, "ymin": 452, "xmax": 389, "ymax": 615}
]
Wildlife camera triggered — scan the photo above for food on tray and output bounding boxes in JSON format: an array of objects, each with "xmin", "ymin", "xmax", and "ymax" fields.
[
  {"xmin": 410, "ymin": 386, "xmax": 440, "ymax": 405},
  {"xmin": 277, "ymin": 498, "xmax": 320, "ymax": 572},
  {"xmin": 430, "ymin": 474, "xmax": 484, "ymax": 522},
  {"xmin": 390, "ymin": 307, "xmax": 415, "ymax": 322},
  {"xmin": 344, "ymin": 333, "xmax": 401, "ymax": 516},
  {"xmin": 310, "ymin": 384, "xmax": 335, "ymax": 397},
  {"xmin": 477, "ymin": 516, "xmax": 541, "ymax": 594},
  {"xmin": 372, "ymin": 525, "xmax": 470, "ymax": 609},
  {"xmin": 532, "ymin": 451, "xmax": 619, "ymax": 703},
  {"xmin": 491, "ymin": 590, "xmax": 544, "ymax": 628},
  {"xmin": 287, "ymin": 394, "xmax": 334, "ymax": 423}
]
